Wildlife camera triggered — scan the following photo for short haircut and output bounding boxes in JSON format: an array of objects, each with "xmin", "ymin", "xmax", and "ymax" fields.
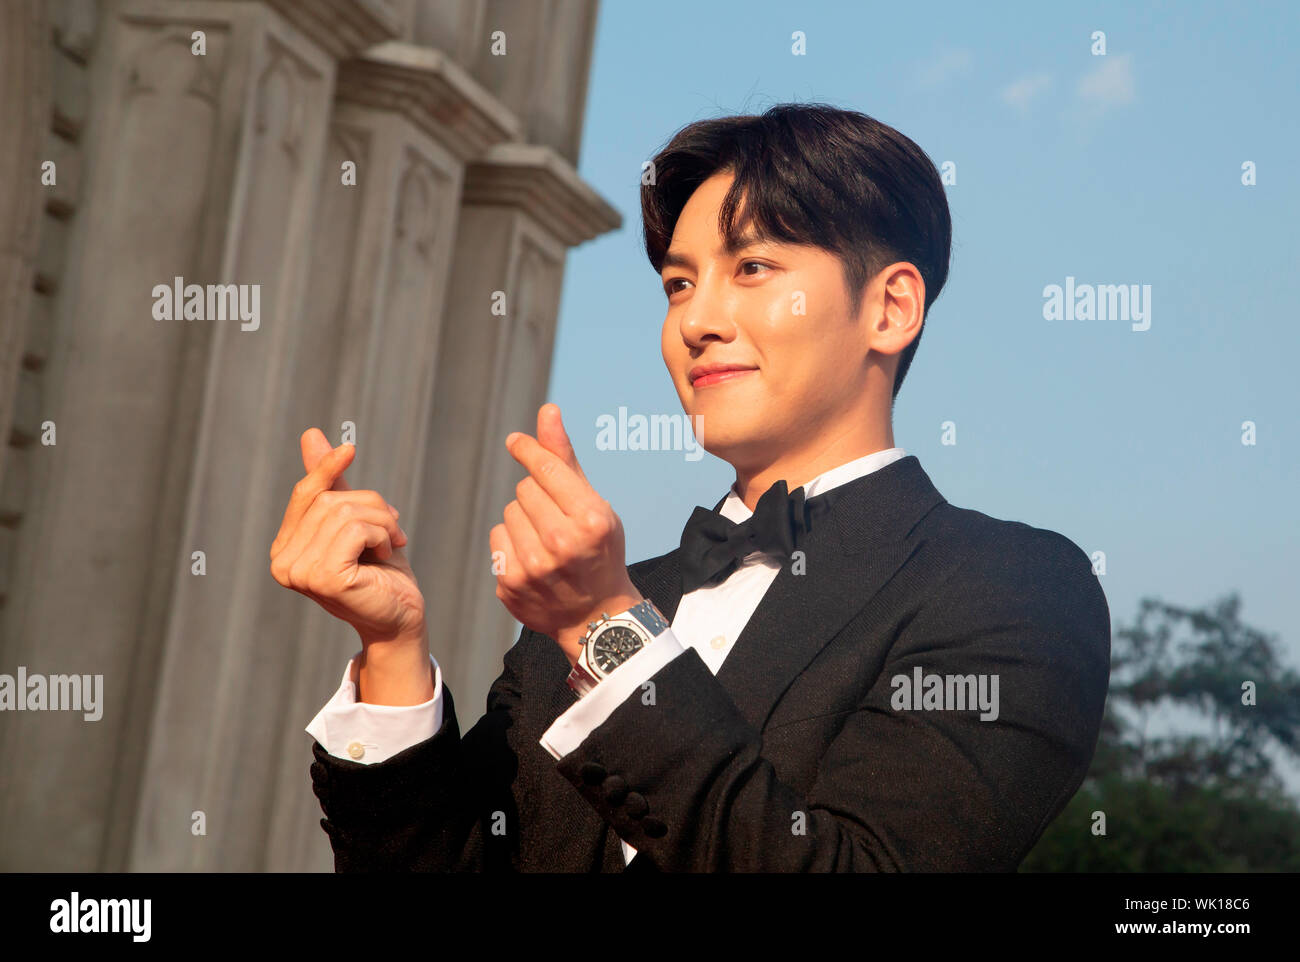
[{"xmin": 641, "ymin": 103, "xmax": 952, "ymax": 402}]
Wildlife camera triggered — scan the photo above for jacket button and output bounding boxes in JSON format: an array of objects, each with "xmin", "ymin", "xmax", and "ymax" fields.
[
  {"xmin": 624, "ymin": 792, "xmax": 649, "ymax": 819},
  {"xmin": 579, "ymin": 762, "xmax": 607, "ymax": 785},
  {"xmin": 602, "ymin": 774, "xmax": 628, "ymax": 804},
  {"xmin": 642, "ymin": 816, "xmax": 667, "ymax": 838}
]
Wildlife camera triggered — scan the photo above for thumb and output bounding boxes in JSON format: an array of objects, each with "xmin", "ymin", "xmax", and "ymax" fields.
[
  {"xmin": 537, "ymin": 403, "xmax": 585, "ymax": 482},
  {"xmin": 300, "ymin": 428, "xmax": 352, "ymax": 490}
]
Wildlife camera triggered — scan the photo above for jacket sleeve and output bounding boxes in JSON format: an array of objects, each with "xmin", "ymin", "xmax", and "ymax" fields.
[
  {"xmin": 553, "ymin": 530, "xmax": 1112, "ymax": 871},
  {"xmin": 309, "ymin": 627, "xmax": 533, "ymax": 872}
]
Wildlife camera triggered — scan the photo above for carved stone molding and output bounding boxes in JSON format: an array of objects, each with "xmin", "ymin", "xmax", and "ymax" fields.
[
  {"xmin": 229, "ymin": 0, "xmax": 401, "ymax": 59},
  {"xmin": 0, "ymin": 0, "xmax": 51, "ymax": 486},
  {"xmin": 0, "ymin": 0, "xmax": 48, "ymax": 266},
  {"xmin": 463, "ymin": 141, "xmax": 622, "ymax": 247},
  {"xmin": 336, "ymin": 41, "xmax": 519, "ymax": 162}
]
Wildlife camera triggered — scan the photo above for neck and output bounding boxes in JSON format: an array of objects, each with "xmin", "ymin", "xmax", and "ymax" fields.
[{"xmin": 733, "ymin": 420, "xmax": 896, "ymax": 512}]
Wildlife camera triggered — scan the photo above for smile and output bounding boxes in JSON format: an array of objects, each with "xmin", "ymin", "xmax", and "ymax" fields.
[{"xmin": 692, "ymin": 369, "xmax": 756, "ymax": 388}]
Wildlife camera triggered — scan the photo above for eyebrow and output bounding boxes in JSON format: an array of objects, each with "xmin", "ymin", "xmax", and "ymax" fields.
[{"xmin": 661, "ymin": 229, "xmax": 769, "ymax": 272}]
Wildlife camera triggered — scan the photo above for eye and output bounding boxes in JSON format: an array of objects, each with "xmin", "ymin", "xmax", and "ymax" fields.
[
  {"xmin": 739, "ymin": 260, "xmax": 771, "ymax": 277},
  {"xmin": 664, "ymin": 277, "xmax": 691, "ymax": 297}
]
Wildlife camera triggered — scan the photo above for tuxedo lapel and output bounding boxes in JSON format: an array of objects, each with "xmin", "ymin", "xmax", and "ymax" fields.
[
  {"xmin": 630, "ymin": 456, "xmax": 946, "ymax": 732},
  {"xmin": 539, "ymin": 456, "xmax": 945, "ymax": 870}
]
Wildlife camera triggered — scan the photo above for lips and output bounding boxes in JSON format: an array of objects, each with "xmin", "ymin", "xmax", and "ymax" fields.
[
  {"xmin": 689, "ymin": 363, "xmax": 758, "ymax": 387},
  {"xmin": 692, "ymin": 368, "xmax": 756, "ymax": 387}
]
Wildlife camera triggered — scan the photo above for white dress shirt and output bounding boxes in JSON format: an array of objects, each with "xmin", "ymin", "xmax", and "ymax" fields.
[{"xmin": 306, "ymin": 447, "xmax": 908, "ymax": 867}]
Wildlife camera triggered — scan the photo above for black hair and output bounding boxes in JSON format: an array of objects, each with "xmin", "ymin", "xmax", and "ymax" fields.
[{"xmin": 641, "ymin": 103, "xmax": 952, "ymax": 402}]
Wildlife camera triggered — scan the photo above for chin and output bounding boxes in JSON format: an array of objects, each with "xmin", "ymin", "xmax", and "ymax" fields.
[{"xmin": 693, "ymin": 424, "xmax": 765, "ymax": 461}]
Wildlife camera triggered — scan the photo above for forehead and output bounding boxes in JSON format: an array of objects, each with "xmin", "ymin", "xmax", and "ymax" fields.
[
  {"xmin": 673, "ymin": 171, "xmax": 740, "ymax": 231},
  {"xmin": 663, "ymin": 175, "xmax": 773, "ymax": 265}
]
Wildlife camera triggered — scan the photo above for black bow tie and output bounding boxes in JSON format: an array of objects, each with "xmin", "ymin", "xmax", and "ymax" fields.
[{"xmin": 679, "ymin": 480, "xmax": 818, "ymax": 594}]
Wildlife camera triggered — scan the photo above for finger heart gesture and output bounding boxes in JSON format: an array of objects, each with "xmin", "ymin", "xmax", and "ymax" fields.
[{"xmin": 490, "ymin": 403, "xmax": 643, "ymax": 664}]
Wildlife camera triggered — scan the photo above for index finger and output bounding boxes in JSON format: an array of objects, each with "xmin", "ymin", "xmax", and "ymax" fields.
[
  {"xmin": 276, "ymin": 439, "xmax": 356, "ymax": 547},
  {"xmin": 504, "ymin": 432, "xmax": 596, "ymax": 518}
]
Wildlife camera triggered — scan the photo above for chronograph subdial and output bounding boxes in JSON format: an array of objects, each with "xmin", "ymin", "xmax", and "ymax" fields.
[{"xmin": 591, "ymin": 625, "xmax": 645, "ymax": 673}]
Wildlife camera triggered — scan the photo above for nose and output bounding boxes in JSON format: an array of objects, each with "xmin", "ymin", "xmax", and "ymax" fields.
[{"xmin": 677, "ymin": 271, "xmax": 737, "ymax": 349}]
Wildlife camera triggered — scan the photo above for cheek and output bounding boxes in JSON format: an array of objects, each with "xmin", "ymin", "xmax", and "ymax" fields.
[
  {"xmin": 660, "ymin": 318, "xmax": 676, "ymax": 364},
  {"xmin": 661, "ymin": 321, "xmax": 687, "ymax": 392},
  {"xmin": 750, "ymin": 305, "xmax": 809, "ymax": 380},
  {"xmin": 753, "ymin": 313, "xmax": 843, "ymax": 404}
]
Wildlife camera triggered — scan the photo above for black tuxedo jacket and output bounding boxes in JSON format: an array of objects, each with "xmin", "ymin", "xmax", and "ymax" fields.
[{"xmin": 310, "ymin": 455, "xmax": 1110, "ymax": 871}]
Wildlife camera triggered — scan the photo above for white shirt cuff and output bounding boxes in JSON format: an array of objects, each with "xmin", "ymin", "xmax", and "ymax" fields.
[
  {"xmin": 539, "ymin": 627, "xmax": 685, "ymax": 761},
  {"xmin": 305, "ymin": 652, "xmax": 443, "ymax": 765}
]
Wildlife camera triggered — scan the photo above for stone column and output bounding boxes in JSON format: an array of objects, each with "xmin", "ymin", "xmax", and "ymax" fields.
[
  {"xmin": 120, "ymin": 0, "xmax": 404, "ymax": 872},
  {"xmin": 411, "ymin": 142, "xmax": 620, "ymax": 717},
  {"xmin": 469, "ymin": 0, "xmax": 600, "ymax": 164},
  {"xmin": 0, "ymin": 0, "xmax": 395, "ymax": 872},
  {"xmin": 260, "ymin": 40, "xmax": 516, "ymax": 872},
  {"xmin": 407, "ymin": 0, "xmax": 486, "ymax": 66},
  {"xmin": 0, "ymin": 0, "xmax": 620, "ymax": 874}
]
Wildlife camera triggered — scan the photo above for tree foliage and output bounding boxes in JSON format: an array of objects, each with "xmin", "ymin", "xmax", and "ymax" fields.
[{"xmin": 1022, "ymin": 593, "xmax": 1300, "ymax": 871}]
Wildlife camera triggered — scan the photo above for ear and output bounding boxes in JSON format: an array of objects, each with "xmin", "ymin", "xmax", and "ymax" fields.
[{"xmin": 866, "ymin": 262, "xmax": 925, "ymax": 357}]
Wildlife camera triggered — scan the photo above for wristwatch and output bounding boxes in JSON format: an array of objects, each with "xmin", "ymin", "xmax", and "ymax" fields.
[{"xmin": 566, "ymin": 598, "xmax": 671, "ymax": 699}]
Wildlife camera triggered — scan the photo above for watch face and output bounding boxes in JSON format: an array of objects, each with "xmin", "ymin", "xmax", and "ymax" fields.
[{"xmin": 591, "ymin": 625, "xmax": 644, "ymax": 673}]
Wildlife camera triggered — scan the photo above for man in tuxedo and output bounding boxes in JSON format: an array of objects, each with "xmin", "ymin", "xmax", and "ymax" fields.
[{"xmin": 273, "ymin": 104, "xmax": 1110, "ymax": 871}]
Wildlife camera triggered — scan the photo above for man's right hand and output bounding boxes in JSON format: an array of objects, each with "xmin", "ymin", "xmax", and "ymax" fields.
[{"xmin": 270, "ymin": 429, "xmax": 432, "ymax": 703}]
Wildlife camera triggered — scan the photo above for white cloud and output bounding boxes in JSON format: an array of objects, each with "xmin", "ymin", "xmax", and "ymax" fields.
[
  {"xmin": 914, "ymin": 48, "xmax": 974, "ymax": 88},
  {"xmin": 1000, "ymin": 72, "xmax": 1053, "ymax": 110},
  {"xmin": 1077, "ymin": 52, "xmax": 1136, "ymax": 112}
]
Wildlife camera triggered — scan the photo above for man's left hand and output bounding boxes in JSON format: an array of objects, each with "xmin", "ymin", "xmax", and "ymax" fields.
[{"xmin": 491, "ymin": 403, "xmax": 643, "ymax": 665}]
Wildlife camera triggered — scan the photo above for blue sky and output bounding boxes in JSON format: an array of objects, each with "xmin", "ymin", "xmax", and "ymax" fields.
[{"xmin": 536, "ymin": 0, "xmax": 1298, "ymax": 778}]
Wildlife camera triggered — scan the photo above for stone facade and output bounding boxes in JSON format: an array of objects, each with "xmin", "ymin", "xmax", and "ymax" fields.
[{"xmin": 0, "ymin": 0, "xmax": 619, "ymax": 871}]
